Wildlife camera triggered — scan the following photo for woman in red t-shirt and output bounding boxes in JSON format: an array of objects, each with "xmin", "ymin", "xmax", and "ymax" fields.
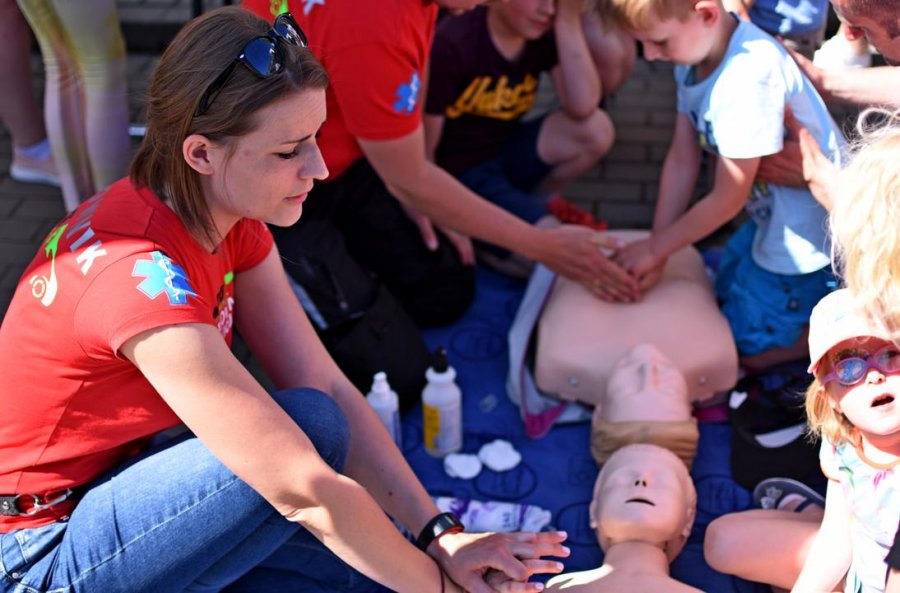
[{"xmin": 0, "ymin": 7, "xmax": 567, "ymax": 593}]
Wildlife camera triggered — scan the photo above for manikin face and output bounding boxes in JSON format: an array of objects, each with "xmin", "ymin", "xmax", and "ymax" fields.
[
  {"xmin": 607, "ymin": 344, "xmax": 688, "ymax": 405},
  {"xmin": 831, "ymin": 0, "xmax": 900, "ymax": 65},
  {"xmin": 201, "ymin": 88, "xmax": 328, "ymax": 237},
  {"xmin": 631, "ymin": 8, "xmax": 716, "ymax": 66},
  {"xmin": 821, "ymin": 336, "xmax": 900, "ymax": 438},
  {"xmin": 493, "ymin": 0, "xmax": 555, "ymax": 41},
  {"xmin": 590, "ymin": 444, "xmax": 695, "ymax": 560}
]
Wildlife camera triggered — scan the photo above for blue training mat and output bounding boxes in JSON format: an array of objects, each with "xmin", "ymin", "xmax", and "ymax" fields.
[{"xmin": 400, "ymin": 268, "xmax": 769, "ymax": 592}]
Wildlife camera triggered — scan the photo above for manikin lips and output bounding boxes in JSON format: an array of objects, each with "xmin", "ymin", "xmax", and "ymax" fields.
[
  {"xmin": 872, "ymin": 394, "xmax": 895, "ymax": 407},
  {"xmin": 625, "ymin": 497, "xmax": 655, "ymax": 506}
]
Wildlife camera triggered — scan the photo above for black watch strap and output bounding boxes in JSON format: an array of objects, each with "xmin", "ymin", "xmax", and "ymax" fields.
[{"xmin": 415, "ymin": 512, "xmax": 464, "ymax": 551}]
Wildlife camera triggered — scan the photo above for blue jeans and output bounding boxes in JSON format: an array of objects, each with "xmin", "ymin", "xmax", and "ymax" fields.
[
  {"xmin": 0, "ymin": 389, "xmax": 381, "ymax": 593},
  {"xmin": 457, "ymin": 115, "xmax": 552, "ymax": 226}
]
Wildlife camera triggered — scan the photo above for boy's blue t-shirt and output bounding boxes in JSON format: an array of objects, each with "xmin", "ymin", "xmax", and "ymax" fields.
[
  {"xmin": 674, "ymin": 18, "xmax": 845, "ymax": 275},
  {"xmin": 749, "ymin": 0, "xmax": 829, "ymax": 36}
]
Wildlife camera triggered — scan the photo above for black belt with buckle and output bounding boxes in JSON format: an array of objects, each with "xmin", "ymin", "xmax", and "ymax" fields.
[{"xmin": 0, "ymin": 489, "xmax": 74, "ymax": 516}]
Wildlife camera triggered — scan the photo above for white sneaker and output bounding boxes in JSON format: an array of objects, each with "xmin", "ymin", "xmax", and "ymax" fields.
[
  {"xmin": 10, "ymin": 150, "xmax": 61, "ymax": 187},
  {"xmin": 813, "ymin": 34, "xmax": 872, "ymax": 69}
]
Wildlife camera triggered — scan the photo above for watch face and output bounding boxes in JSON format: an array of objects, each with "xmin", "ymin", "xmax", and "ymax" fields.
[
  {"xmin": 417, "ymin": 513, "xmax": 464, "ymax": 550},
  {"xmin": 433, "ymin": 513, "xmax": 462, "ymax": 535}
]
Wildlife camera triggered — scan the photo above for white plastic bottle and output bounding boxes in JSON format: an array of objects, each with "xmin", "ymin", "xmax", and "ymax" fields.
[
  {"xmin": 367, "ymin": 371, "xmax": 402, "ymax": 448},
  {"xmin": 422, "ymin": 348, "xmax": 462, "ymax": 457}
]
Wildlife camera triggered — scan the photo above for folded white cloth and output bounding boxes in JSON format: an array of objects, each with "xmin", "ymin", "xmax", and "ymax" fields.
[{"xmin": 435, "ymin": 497, "xmax": 552, "ymax": 532}]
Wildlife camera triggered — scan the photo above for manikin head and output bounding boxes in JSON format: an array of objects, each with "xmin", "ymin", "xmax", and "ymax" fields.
[
  {"xmin": 600, "ymin": 343, "xmax": 694, "ymax": 427},
  {"xmin": 589, "ymin": 444, "xmax": 696, "ymax": 561}
]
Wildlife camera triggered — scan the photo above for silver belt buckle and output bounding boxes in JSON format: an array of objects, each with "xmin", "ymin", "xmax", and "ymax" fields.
[{"xmin": 13, "ymin": 489, "xmax": 73, "ymax": 516}]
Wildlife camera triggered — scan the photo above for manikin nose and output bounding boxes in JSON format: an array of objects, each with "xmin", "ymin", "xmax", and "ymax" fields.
[{"xmin": 633, "ymin": 478, "xmax": 648, "ymax": 487}]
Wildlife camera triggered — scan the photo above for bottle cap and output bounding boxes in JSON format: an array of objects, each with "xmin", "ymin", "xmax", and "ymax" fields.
[
  {"xmin": 433, "ymin": 348, "xmax": 449, "ymax": 373},
  {"xmin": 371, "ymin": 371, "xmax": 390, "ymax": 394}
]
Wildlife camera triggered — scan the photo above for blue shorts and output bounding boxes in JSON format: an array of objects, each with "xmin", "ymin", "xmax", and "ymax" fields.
[
  {"xmin": 457, "ymin": 116, "xmax": 553, "ymax": 224},
  {"xmin": 715, "ymin": 221, "xmax": 837, "ymax": 357}
]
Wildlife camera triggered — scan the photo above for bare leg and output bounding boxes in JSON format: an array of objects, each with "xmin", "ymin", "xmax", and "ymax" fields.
[
  {"xmin": 0, "ymin": 0, "xmax": 46, "ymax": 148},
  {"xmin": 18, "ymin": 0, "xmax": 93, "ymax": 209},
  {"xmin": 582, "ymin": 10, "xmax": 636, "ymax": 99},
  {"xmin": 704, "ymin": 509, "xmax": 829, "ymax": 591},
  {"xmin": 536, "ymin": 108, "xmax": 614, "ymax": 194},
  {"xmin": 53, "ymin": 0, "xmax": 129, "ymax": 189}
]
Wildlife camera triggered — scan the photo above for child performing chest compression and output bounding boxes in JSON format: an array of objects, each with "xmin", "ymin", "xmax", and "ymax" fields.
[
  {"xmin": 791, "ymin": 288, "xmax": 900, "ymax": 593},
  {"xmin": 594, "ymin": 0, "xmax": 845, "ymax": 368}
]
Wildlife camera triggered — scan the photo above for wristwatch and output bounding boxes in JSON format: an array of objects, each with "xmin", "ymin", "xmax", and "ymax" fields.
[{"xmin": 415, "ymin": 512, "xmax": 464, "ymax": 551}]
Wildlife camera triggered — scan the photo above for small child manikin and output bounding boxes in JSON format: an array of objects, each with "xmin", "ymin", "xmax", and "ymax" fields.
[
  {"xmin": 545, "ymin": 443, "xmax": 701, "ymax": 593},
  {"xmin": 592, "ymin": 343, "xmax": 699, "ymax": 468}
]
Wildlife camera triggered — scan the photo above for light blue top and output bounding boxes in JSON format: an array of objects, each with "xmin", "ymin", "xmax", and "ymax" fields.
[
  {"xmin": 675, "ymin": 18, "xmax": 845, "ymax": 275},
  {"xmin": 749, "ymin": 0, "xmax": 829, "ymax": 37},
  {"xmin": 820, "ymin": 438, "xmax": 900, "ymax": 592}
]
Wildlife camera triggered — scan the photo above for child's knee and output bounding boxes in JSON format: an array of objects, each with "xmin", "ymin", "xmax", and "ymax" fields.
[
  {"xmin": 703, "ymin": 514, "xmax": 743, "ymax": 573},
  {"xmin": 581, "ymin": 109, "xmax": 615, "ymax": 159}
]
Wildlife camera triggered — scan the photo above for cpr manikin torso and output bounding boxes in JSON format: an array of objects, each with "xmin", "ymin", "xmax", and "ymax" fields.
[
  {"xmin": 535, "ymin": 230, "xmax": 738, "ymax": 405},
  {"xmin": 546, "ymin": 444, "xmax": 703, "ymax": 593},
  {"xmin": 591, "ymin": 344, "xmax": 699, "ymax": 467}
]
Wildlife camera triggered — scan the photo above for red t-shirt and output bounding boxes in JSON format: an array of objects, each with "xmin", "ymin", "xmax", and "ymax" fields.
[
  {"xmin": 0, "ymin": 179, "xmax": 273, "ymax": 531},
  {"xmin": 244, "ymin": 0, "xmax": 437, "ymax": 178}
]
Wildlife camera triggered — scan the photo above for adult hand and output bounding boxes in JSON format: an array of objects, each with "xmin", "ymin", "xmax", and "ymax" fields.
[
  {"xmin": 798, "ymin": 126, "xmax": 838, "ymax": 210},
  {"xmin": 612, "ymin": 237, "xmax": 663, "ymax": 283},
  {"xmin": 757, "ymin": 107, "xmax": 807, "ymax": 189},
  {"xmin": 431, "ymin": 530, "xmax": 569, "ymax": 593},
  {"xmin": 538, "ymin": 225, "xmax": 640, "ymax": 302},
  {"xmin": 401, "ymin": 203, "xmax": 476, "ymax": 264},
  {"xmin": 484, "ymin": 560, "xmax": 565, "ymax": 592}
]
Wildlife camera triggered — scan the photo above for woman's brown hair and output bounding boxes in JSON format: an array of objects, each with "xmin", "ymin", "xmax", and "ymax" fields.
[{"xmin": 130, "ymin": 6, "xmax": 328, "ymax": 245}]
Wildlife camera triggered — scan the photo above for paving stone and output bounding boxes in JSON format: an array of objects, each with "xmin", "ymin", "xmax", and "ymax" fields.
[{"xmin": 0, "ymin": 219, "xmax": 44, "ymax": 242}]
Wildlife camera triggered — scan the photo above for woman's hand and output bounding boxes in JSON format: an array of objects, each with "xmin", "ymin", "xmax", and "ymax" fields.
[
  {"xmin": 431, "ymin": 531, "xmax": 569, "ymax": 593},
  {"xmin": 537, "ymin": 225, "xmax": 640, "ymax": 302}
]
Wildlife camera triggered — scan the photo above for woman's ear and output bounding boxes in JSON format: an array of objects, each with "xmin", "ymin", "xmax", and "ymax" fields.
[{"xmin": 182, "ymin": 134, "xmax": 217, "ymax": 176}]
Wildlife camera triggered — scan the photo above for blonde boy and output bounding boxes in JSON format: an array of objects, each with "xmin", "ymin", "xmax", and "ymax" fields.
[{"xmin": 596, "ymin": 0, "xmax": 845, "ymax": 368}]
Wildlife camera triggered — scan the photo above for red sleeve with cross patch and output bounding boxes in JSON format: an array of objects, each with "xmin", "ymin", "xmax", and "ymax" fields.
[{"xmin": 74, "ymin": 250, "xmax": 216, "ymax": 357}]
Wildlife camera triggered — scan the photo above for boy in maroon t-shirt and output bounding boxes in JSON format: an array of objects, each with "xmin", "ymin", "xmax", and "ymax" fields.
[{"xmin": 425, "ymin": 0, "xmax": 626, "ymax": 231}]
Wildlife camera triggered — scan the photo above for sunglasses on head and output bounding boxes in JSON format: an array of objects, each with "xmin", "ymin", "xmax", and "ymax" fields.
[
  {"xmin": 195, "ymin": 13, "xmax": 308, "ymax": 117},
  {"xmin": 821, "ymin": 345, "xmax": 900, "ymax": 387}
]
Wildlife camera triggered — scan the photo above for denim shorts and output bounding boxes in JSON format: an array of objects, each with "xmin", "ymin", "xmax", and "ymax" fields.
[
  {"xmin": 457, "ymin": 115, "xmax": 553, "ymax": 224},
  {"xmin": 715, "ymin": 221, "xmax": 836, "ymax": 357}
]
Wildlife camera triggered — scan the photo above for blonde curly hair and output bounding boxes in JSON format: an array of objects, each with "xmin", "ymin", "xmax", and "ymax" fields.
[{"xmin": 830, "ymin": 109, "xmax": 900, "ymax": 349}]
